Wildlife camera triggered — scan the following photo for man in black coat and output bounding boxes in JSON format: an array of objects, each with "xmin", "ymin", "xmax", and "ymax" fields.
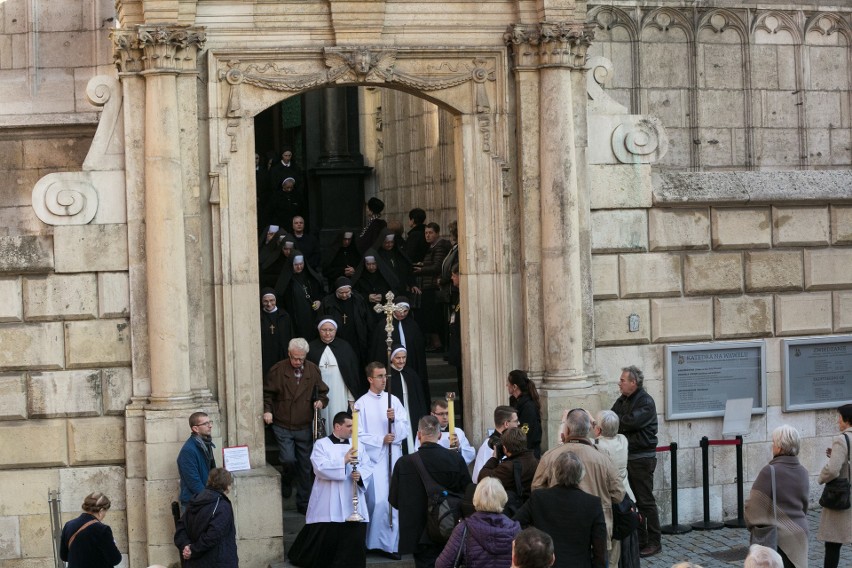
[
  {"xmin": 389, "ymin": 415, "xmax": 472, "ymax": 568},
  {"xmin": 610, "ymin": 365, "xmax": 661, "ymax": 558}
]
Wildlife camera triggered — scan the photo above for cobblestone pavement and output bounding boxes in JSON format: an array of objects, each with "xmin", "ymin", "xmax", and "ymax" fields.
[{"xmin": 644, "ymin": 508, "xmax": 852, "ymax": 567}]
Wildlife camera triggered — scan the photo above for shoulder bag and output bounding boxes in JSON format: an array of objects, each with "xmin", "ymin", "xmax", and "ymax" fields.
[
  {"xmin": 819, "ymin": 433, "xmax": 851, "ymax": 510},
  {"xmin": 453, "ymin": 522, "xmax": 467, "ymax": 568},
  {"xmin": 68, "ymin": 519, "xmax": 99, "ymax": 548},
  {"xmin": 411, "ymin": 452, "xmax": 464, "ymax": 543},
  {"xmin": 750, "ymin": 464, "xmax": 778, "ymax": 550}
]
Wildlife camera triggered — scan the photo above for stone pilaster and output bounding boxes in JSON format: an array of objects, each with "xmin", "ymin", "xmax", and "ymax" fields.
[{"xmin": 506, "ymin": 21, "xmax": 599, "ymax": 443}]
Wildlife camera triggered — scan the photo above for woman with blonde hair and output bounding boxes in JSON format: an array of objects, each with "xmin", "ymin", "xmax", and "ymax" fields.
[
  {"xmin": 436, "ymin": 477, "xmax": 521, "ymax": 568},
  {"xmin": 60, "ymin": 492, "xmax": 122, "ymax": 567},
  {"xmin": 816, "ymin": 403, "xmax": 852, "ymax": 568},
  {"xmin": 745, "ymin": 425, "xmax": 810, "ymax": 568}
]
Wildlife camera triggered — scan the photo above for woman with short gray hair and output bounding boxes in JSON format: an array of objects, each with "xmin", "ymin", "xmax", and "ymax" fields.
[
  {"xmin": 745, "ymin": 425, "xmax": 809, "ymax": 568},
  {"xmin": 514, "ymin": 451, "xmax": 607, "ymax": 567},
  {"xmin": 594, "ymin": 410, "xmax": 636, "ymax": 566}
]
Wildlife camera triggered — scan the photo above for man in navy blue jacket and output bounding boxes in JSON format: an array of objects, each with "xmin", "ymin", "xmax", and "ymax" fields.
[{"xmin": 177, "ymin": 412, "xmax": 217, "ymax": 510}]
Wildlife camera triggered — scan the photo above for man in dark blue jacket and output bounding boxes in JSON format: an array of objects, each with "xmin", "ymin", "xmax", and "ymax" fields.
[{"xmin": 177, "ymin": 412, "xmax": 217, "ymax": 511}]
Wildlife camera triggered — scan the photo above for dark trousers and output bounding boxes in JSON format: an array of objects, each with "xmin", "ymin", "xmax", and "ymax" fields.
[
  {"xmin": 824, "ymin": 542, "xmax": 843, "ymax": 568},
  {"xmin": 414, "ymin": 542, "xmax": 442, "ymax": 568},
  {"xmin": 778, "ymin": 547, "xmax": 795, "ymax": 568},
  {"xmin": 272, "ymin": 424, "xmax": 313, "ymax": 509},
  {"xmin": 626, "ymin": 457, "xmax": 661, "ymax": 548}
]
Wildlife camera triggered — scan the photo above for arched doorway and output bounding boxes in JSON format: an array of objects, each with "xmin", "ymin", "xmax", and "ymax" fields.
[{"xmin": 206, "ymin": 47, "xmax": 522, "ymax": 469}]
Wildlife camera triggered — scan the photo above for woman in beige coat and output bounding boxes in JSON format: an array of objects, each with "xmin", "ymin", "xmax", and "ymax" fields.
[
  {"xmin": 817, "ymin": 403, "xmax": 852, "ymax": 568},
  {"xmin": 595, "ymin": 410, "xmax": 636, "ymax": 568}
]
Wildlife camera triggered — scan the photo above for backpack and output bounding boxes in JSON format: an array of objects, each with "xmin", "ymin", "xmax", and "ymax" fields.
[{"xmin": 411, "ymin": 453, "xmax": 464, "ymax": 543}]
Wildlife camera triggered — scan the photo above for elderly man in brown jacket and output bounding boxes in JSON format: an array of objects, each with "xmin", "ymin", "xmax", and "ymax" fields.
[{"xmin": 531, "ymin": 408, "xmax": 625, "ymax": 553}]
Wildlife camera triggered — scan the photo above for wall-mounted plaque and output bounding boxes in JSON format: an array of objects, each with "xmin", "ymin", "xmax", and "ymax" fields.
[
  {"xmin": 665, "ymin": 341, "xmax": 766, "ymax": 420},
  {"xmin": 783, "ymin": 335, "xmax": 852, "ymax": 411}
]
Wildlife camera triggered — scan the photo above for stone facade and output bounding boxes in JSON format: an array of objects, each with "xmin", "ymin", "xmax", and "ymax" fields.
[{"xmin": 0, "ymin": 0, "xmax": 849, "ymax": 567}]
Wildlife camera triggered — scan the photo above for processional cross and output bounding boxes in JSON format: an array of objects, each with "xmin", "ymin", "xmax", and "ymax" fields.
[{"xmin": 372, "ymin": 291, "xmax": 405, "ymax": 528}]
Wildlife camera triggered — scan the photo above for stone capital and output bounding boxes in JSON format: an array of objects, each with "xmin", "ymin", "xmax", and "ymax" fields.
[
  {"xmin": 112, "ymin": 24, "xmax": 206, "ymax": 74},
  {"xmin": 504, "ymin": 21, "xmax": 595, "ymax": 70}
]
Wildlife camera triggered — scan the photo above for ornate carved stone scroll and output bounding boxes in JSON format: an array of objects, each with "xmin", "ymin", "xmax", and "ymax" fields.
[
  {"xmin": 31, "ymin": 76, "xmax": 127, "ymax": 226},
  {"xmin": 504, "ymin": 22, "xmax": 595, "ymax": 69}
]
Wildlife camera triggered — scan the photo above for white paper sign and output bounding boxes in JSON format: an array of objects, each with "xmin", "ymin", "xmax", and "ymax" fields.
[{"xmin": 222, "ymin": 446, "xmax": 251, "ymax": 472}]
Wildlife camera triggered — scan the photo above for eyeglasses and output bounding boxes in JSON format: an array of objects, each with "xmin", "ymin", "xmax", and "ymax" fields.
[
  {"xmin": 433, "ymin": 412, "xmax": 449, "ymax": 417},
  {"xmin": 195, "ymin": 421, "xmax": 213, "ymax": 427}
]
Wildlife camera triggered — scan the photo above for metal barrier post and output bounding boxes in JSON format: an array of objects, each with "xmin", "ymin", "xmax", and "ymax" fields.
[
  {"xmin": 660, "ymin": 442, "xmax": 692, "ymax": 534},
  {"xmin": 692, "ymin": 436, "xmax": 724, "ymax": 530},
  {"xmin": 48, "ymin": 489, "xmax": 64, "ymax": 568},
  {"xmin": 724, "ymin": 435, "xmax": 747, "ymax": 528}
]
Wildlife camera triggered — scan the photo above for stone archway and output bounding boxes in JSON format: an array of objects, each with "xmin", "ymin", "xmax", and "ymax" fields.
[{"xmin": 205, "ymin": 45, "xmax": 520, "ymax": 467}]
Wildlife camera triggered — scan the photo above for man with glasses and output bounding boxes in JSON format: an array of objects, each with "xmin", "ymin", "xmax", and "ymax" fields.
[
  {"xmin": 177, "ymin": 412, "xmax": 217, "ymax": 512},
  {"xmin": 414, "ymin": 399, "xmax": 475, "ymax": 464},
  {"xmin": 264, "ymin": 337, "xmax": 329, "ymax": 513},
  {"xmin": 472, "ymin": 405, "xmax": 520, "ymax": 480}
]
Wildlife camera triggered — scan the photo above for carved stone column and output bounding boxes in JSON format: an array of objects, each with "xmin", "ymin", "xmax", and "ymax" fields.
[
  {"xmin": 138, "ymin": 26, "xmax": 205, "ymax": 406},
  {"xmin": 506, "ymin": 22, "xmax": 599, "ymax": 441}
]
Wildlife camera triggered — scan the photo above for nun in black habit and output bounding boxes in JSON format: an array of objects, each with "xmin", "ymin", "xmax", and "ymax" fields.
[
  {"xmin": 387, "ymin": 345, "xmax": 430, "ymax": 453},
  {"xmin": 259, "ymin": 233, "xmax": 295, "ymax": 289},
  {"xmin": 374, "ymin": 229, "xmax": 415, "ymax": 296},
  {"xmin": 274, "ymin": 251, "xmax": 326, "ymax": 342},
  {"xmin": 323, "ymin": 230, "xmax": 361, "ymax": 283},
  {"xmin": 307, "ymin": 318, "xmax": 368, "ymax": 419},
  {"xmin": 368, "ymin": 296, "xmax": 428, "ymax": 384},
  {"xmin": 260, "ymin": 288, "xmax": 293, "ymax": 376},
  {"xmin": 320, "ymin": 277, "xmax": 371, "ymax": 369},
  {"xmin": 352, "ymin": 250, "xmax": 394, "ymax": 327}
]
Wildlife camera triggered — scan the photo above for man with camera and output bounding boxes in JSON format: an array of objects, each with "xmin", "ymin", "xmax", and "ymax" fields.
[{"xmin": 472, "ymin": 405, "xmax": 520, "ymax": 480}]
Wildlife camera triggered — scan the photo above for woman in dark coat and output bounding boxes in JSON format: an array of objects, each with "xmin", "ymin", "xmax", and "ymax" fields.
[
  {"xmin": 507, "ymin": 369, "xmax": 543, "ymax": 458},
  {"xmin": 60, "ymin": 492, "xmax": 122, "ymax": 568},
  {"xmin": 745, "ymin": 425, "xmax": 810, "ymax": 568},
  {"xmin": 436, "ymin": 478, "xmax": 520, "ymax": 568},
  {"xmin": 175, "ymin": 468, "xmax": 238, "ymax": 567},
  {"xmin": 513, "ymin": 451, "xmax": 607, "ymax": 568}
]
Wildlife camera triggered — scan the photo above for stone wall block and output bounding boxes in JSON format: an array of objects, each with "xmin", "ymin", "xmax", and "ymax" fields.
[
  {"xmin": 651, "ymin": 298, "xmax": 713, "ymax": 342},
  {"xmin": 775, "ymin": 292, "xmax": 833, "ymax": 336},
  {"xmin": 54, "ymin": 225, "xmax": 128, "ymax": 273},
  {"xmin": 684, "ymin": 253, "xmax": 742, "ymax": 295},
  {"xmin": 0, "ymin": 322, "xmax": 65, "ymax": 371},
  {"xmin": 102, "ymin": 367, "xmax": 132, "ymax": 415},
  {"xmin": 98, "ymin": 272, "xmax": 130, "ymax": 318},
  {"xmin": 592, "ymin": 255, "xmax": 619, "ymax": 299},
  {"xmin": 711, "ymin": 208, "xmax": 771, "ymax": 250},
  {"xmin": 648, "ymin": 208, "xmax": 710, "ymax": 251},
  {"xmin": 64, "ymin": 319, "xmax": 131, "ymax": 368},
  {"xmin": 713, "ymin": 296, "xmax": 773, "ymax": 339},
  {"xmin": 745, "ymin": 250, "xmax": 803, "ymax": 293},
  {"xmin": 68, "ymin": 416, "xmax": 125, "ymax": 465},
  {"xmin": 0, "ymin": 374, "xmax": 27, "ymax": 420},
  {"xmin": 19, "ymin": 513, "xmax": 51, "ymax": 559},
  {"xmin": 0, "ymin": 278, "xmax": 23, "ymax": 322},
  {"xmin": 59, "ymin": 466, "xmax": 126, "ymax": 512},
  {"xmin": 834, "ymin": 291, "xmax": 852, "ymax": 332},
  {"xmin": 0, "ymin": 236, "xmax": 54, "ymax": 274},
  {"xmin": 0, "ymin": 515, "xmax": 21, "ymax": 560},
  {"xmin": 591, "ymin": 210, "xmax": 648, "ymax": 253},
  {"xmin": 125, "ymin": 477, "xmax": 146, "ymax": 543},
  {"xmin": 593, "ymin": 344, "xmax": 664, "ymax": 400},
  {"xmin": 23, "ymin": 274, "xmax": 98, "ymax": 321},
  {"xmin": 125, "ymin": 440, "xmax": 145, "ymax": 478},
  {"xmin": 588, "ymin": 164, "xmax": 653, "ymax": 209},
  {"xmin": 145, "ymin": 479, "xmax": 181, "ymax": 547},
  {"xmin": 27, "ymin": 369, "xmax": 101, "ymax": 418},
  {"xmin": 594, "ymin": 299, "xmax": 650, "ymax": 345},
  {"xmin": 233, "ymin": 468, "xmax": 284, "ymax": 539},
  {"xmin": 145, "ymin": 442, "xmax": 183, "ymax": 481},
  {"xmin": 619, "ymin": 253, "xmax": 682, "ymax": 298},
  {"xmin": 804, "ymin": 249, "xmax": 852, "ymax": 290},
  {"xmin": 772, "ymin": 206, "xmax": 830, "ymax": 246},
  {"xmin": 0, "ymin": 420, "xmax": 68, "ymax": 468},
  {"xmin": 0, "ymin": 470, "xmax": 59, "ymax": 516},
  {"xmin": 831, "ymin": 206, "xmax": 852, "ymax": 244}
]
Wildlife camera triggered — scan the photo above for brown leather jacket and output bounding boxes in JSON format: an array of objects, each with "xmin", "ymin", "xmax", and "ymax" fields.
[{"xmin": 263, "ymin": 360, "xmax": 329, "ymax": 429}]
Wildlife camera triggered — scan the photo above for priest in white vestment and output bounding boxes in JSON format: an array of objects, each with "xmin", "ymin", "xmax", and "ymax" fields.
[
  {"xmin": 414, "ymin": 398, "xmax": 476, "ymax": 464},
  {"xmin": 354, "ymin": 361, "xmax": 410, "ymax": 559},
  {"xmin": 288, "ymin": 411, "xmax": 373, "ymax": 568}
]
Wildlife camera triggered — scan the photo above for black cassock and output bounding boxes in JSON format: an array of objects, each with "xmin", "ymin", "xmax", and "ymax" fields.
[
  {"xmin": 275, "ymin": 265, "xmax": 325, "ymax": 342},
  {"xmin": 389, "ymin": 367, "xmax": 429, "ymax": 452},
  {"xmin": 323, "ymin": 243, "xmax": 361, "ymax": 284},
  {"xmin": 307, "ymin": 337, "xmax": 368, "ymax": 400},
  {"xmin": 261, "ymin": 309, "xmax": 293, "ymax": 376},
  {"xmin": 369, "ymin": 316, "xmax": 428, "ymax": 383}
]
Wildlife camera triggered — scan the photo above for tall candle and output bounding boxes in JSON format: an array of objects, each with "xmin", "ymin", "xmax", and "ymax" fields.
[
  {"xmin": 351, "ymin": 407, "xmax": 359, "ymax": 452},
  {"xmin": 446, "ymin": 393, "xmax": 456, "ymax": 438}
]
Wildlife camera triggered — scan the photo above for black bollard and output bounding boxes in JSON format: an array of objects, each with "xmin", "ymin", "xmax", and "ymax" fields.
[
  {"xmin": 724, "ymin": 435, "xmax": 747, "ymax": 528},
  {"xmin": 692, "ymin": 436, "xmax": 724, "ymax": 530},
  {"xmin": 661, "ymin": 442, "xmax": 692, "ymax": 534}
]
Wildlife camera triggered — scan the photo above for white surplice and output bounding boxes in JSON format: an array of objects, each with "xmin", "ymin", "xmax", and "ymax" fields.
[
  {"xmin": 318, "ymin": 346, "xmax": 354, "ymax": 424},
  {"xmin": 472, "ymin": 438, "xmax": 493, "ymax": 481},
  {"xmin": 414, "ymin": 428, "xmax": 476, "ymax": 465},
  {"xmin": 306, "ymin": 436, "xmax": 373, "ymax": 524},
  {"xmin": 353, "ymin": 390, "xmax": 410, "ymax": 553}
]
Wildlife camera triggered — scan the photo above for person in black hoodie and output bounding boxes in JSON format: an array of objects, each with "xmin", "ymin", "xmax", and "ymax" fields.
[
  {"xmin": 175, "ymin": 468, "xmax": 238, "ymax": 567},
  {"xmin": 507, "ymin": 370, "xmax": 543, "ymax": 458},
  {"xmin": 60, "ymin": 492, "xmax": 122, "ymax": 568}
]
